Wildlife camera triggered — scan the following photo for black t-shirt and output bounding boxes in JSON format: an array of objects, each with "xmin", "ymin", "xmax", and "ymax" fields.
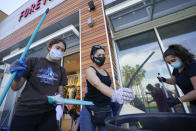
[
  {"xmin": 84, "ymin": 66, "xmax": 111, "ymax": 107},
  {"xmin": 15, "ymin": 57, "xmax": 67, "ymax": 116},
  {"xmin": 172, "ymin": 60, "xmax": 196, "ymax": 105}
]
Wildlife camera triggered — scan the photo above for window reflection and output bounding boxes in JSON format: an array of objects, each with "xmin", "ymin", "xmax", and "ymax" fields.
[
  {"xmin": 158, "ymin": 17, "xmax": 196, "ymax": 56},
  {"xmin": 158, "ymin": 16, "xmax": 196, "ymax": 112},
  {"xmin": 116, "ymin": 30, "xmax": 179, "ymax": 113}
]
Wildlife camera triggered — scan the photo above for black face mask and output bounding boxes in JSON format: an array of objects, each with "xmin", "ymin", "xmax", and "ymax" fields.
[{"xmin": 93, "ymin": 56, "xmax": 106, "ymax": 67}]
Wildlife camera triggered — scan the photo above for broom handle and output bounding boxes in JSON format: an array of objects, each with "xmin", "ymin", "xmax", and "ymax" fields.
[
  {"xmin": 158, "ymin": 73, "xmax": 175, "ymax": 112},
  {"xmin": 0, "ymin": 8, "xmax": 49, "ymax": 106}
]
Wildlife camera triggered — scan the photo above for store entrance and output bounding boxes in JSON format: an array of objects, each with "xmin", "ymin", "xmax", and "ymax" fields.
[{"xmin": 62, "ymin": 53, "xmax": 80, "ymax": 131}]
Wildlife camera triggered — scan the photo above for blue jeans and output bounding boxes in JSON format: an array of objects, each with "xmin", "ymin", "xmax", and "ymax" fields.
[{"xmin": 80, "ymin": 105, "xmax": 108, "ymax": 131}]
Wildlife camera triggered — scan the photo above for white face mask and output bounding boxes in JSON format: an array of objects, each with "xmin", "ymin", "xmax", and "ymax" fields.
[{"xmin": 49, "ymin": 48, "xmax": 63, "ymax": 60}]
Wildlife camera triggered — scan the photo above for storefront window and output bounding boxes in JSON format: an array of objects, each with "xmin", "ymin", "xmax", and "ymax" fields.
[
  {"xmin": 157, "ymin": 16, "xmax": 196, "ymax": 111},
  {"xmin": 116, "ymin": 30, "xmax": 180, "ymax": 113},
  {"xmin": 0, "ymin": 71, "xmax": 3, "ymax": 87},
  {"xmin": 153, "ymin": 0, "xmax": 196, "ymax": 19},
  {"xmin": 110, "ymin": 1, "xmax": 151, "ymax": 31},
  {"xmin": 0, "ymin": 65, "xmax": 16, "ymax": 127},
  {"xmin": 107, "ymin": 0, "xmax": 196, "ymax": 32},
  {"xmin": 104, "ymin": 0, "xmax": 117, "ymax": 5},
  {"xmin": 158, "ymin": 16, "xmax": 196, "ymax": 56}
]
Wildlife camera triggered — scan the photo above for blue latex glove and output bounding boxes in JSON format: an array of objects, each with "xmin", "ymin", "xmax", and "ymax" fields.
[
  {"xmin": 47, "ymin": 94, "xmax": 94, "ymax": 105},
  {"xmin": 10, "ymin": 58, "xmax": 27, "ymax": 81},
  {"xmin": 47, "ymin": 94, "xmax": 63, "ymax": 105}
]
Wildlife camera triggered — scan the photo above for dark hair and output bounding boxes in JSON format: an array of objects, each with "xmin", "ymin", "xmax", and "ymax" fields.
[
  {"xmin": 90, "ymin": 45, "xmax": 105, "ymax": 61},
  {"xmin": 146, "ymin": 84, "xmax": 154, "ymax": 91},
  {"xmin": 155, "ymin": 83, "xmax": 160, "ymax": 88},
  {"xmin": 48, "ymin": 38, "xmax": 67, "ymax": 51},
  {"xmin": 163, "ymin": 44, "xmax": 195, "ymax": 68}
]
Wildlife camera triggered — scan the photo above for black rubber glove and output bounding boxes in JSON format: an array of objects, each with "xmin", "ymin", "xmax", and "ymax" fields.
[
  {"xmin": 157, "ymin": 76, "xmax": 166, "ymax": 82},
  {"xmin": 167, "ymin": 97, "xmax": 181, "ymax": 107}
]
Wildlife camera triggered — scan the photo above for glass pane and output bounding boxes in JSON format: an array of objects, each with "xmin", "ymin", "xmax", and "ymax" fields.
[
  {"xmin": 108, "ymin": 0, "xmax": 196, "ymax": 32},
  {"xmin": 158, "ymin": 16, "xmax": 196, "ymax": 56},
  {"xmin": 110, "ymin": 1, "xmax": 153, "ymax": 31},
  {"xmin": 0, "ymin": 70, "xmax": 3, "ymax": 88},
  {"xmin": 158, "ymin": 16, "xmax": 196, "ymax": 112},
  {"xmin": 154, "ymin": 0, "xmax": 196, "ymax": 19},
  {"xmin": 104, "ymin": 0, "xmax": 118, "ymax": 6},
  {"xmin": 116, "ymin": 30, "xmax": 182, "ymax": 113}
]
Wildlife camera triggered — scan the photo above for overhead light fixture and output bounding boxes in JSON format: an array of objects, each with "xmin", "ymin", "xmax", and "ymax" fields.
[{"xmin": 88, "ymin": 0, "xmax": 95, "ymax": 11}]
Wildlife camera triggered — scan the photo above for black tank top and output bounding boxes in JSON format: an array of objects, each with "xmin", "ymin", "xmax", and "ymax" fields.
[{"xmin": 84, "ymin": 66, "xmax": 111, "ymax": 106}]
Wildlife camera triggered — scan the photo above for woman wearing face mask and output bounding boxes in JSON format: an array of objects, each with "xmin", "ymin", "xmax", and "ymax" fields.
[
  {"xmin": 10, "ymin": 38, "xmax": 68, "ymax": 131},
  {"xmin": 80, "ymin": 45, "xmax": 134, "ymax": 131},
  {"xmin": 157, "ymin": 44, "xmax": 196, "ymax": 113}
]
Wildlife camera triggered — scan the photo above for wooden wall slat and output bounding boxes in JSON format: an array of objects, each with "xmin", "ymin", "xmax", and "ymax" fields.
[
  {"xmin": 81, "ymin": 39, "xmax": 107, "ymax": 49},
  {"xmin": 81, "ymin": 35, "xmax": 106, "ymax": 46},
  {"xmin": 82, "ymin": 33, "xmax": 106, "ymax": 43}
]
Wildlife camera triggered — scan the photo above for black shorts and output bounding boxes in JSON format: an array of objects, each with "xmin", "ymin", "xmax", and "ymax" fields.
[{"xmin": 10, "ymin": 110, "xmax": 57, "ymax": 131}]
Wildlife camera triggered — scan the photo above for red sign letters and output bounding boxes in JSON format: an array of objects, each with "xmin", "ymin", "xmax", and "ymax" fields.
[{"xmin": 18, "ymin": 0, "xmax": 52, "ymax": 22}]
